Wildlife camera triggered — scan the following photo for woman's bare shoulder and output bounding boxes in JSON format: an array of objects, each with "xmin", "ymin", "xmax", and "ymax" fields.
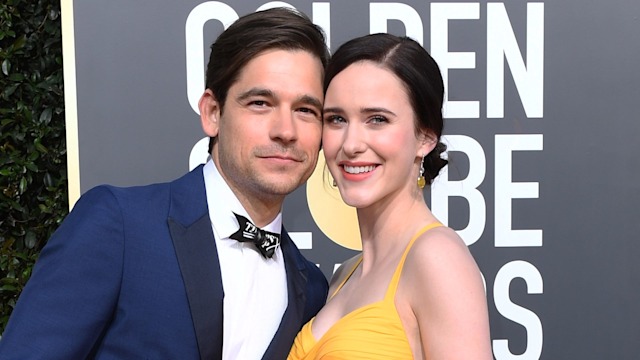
[
  {"xmin": 402, "ymin": 224, "xmax": 491, "ymax": 358},
  {"xmin": 402, "ymin": 224, "xmax": 484, "ymax": 301},
  {"xmin": 408, "ymin": 225, "xmax": 475, "ymax": 270}
]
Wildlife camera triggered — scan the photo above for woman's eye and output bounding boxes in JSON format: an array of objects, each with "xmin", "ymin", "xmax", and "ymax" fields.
[
  {"xmin": 369, "ymin": 115, "xmax": 388, "ymax": 124},
  {"xmin": 324, "ymin": 115, "xmax": 345, "ymax": 124}
]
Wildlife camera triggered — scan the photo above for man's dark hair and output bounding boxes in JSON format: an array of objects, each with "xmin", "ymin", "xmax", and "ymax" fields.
[{"xmin": 205, "ymin": 7, "xmax": 329, "ymax": 152}]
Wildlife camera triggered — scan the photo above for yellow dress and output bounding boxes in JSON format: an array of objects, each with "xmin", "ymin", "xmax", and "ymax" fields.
[{"xmin": 288, "ymin": 222, "xmax": 443, "ymax": 360}]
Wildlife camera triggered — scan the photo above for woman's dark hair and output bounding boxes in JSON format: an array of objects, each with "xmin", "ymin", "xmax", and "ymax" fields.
[
  {"xmin": 205, "ymin": 7, "xmax": 330, "ymax": 151},
  {"xmin": 324, "ymin": 33, "xmax": 448, "ymax": 184}
]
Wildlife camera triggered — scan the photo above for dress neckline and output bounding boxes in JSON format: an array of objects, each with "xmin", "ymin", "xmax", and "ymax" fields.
[{"xmin": 309, "ymin": 221, "xmax": 443, "ymax": 343}]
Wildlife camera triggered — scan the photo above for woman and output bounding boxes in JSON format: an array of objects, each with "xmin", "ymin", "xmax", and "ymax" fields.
[{"xmin": 288, "ymin": 33, "xmax": 492, "ymax": 359}]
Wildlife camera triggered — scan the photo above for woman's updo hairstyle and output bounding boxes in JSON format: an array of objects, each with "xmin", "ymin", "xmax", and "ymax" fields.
[{"xmin": 324, "ymin": 33, "xmax": 448, "ymax": 185}]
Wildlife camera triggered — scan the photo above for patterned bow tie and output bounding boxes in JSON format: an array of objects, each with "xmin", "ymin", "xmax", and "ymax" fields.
[{"xmin": 229, "ymin": 212, "xmax": 281, "ymax": 259}]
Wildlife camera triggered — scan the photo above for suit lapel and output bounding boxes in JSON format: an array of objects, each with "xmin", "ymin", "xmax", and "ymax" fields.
[
  {"xmin": 167, "ymin": 166, "xmax": 223, "ymax": 360},
  {"xmin": 261, "ymin": 230, "xmax": 308, "ymax": 360}
]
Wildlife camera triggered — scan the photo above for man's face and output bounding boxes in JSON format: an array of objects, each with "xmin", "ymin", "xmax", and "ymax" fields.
[{"xmin": 205, "ymin": 49, "xmax": 324, "ymax": 206}]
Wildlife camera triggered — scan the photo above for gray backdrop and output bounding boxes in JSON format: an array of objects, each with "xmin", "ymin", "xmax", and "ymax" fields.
[{"xmin": 66, "ymin": 1, "xmax": 640, "ymax": 358}]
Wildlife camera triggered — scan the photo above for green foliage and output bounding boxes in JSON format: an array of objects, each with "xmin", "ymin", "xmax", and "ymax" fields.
[{"xmin": 0, "ymin": 0, "xmax": 66, "ymax": 333}]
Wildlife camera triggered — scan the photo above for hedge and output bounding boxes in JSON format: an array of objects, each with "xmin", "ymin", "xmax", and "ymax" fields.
[{"xmin": 0, "ymin": 0, "xmax": 67, "ymax": 333}]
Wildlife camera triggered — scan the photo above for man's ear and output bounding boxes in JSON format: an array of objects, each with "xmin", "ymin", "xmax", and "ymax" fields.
[
  {"xmin": 199, "ymin": 89, "xmax": 221, "ymax": 137},
  {"xmin": 417, "ymin": 130, "xmax": 437, "ymax": 157}
]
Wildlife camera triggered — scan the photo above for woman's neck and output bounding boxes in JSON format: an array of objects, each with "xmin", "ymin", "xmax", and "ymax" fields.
[{"xmin": 356, "ymin": 192, "xmax": 436, "ymax": 272}]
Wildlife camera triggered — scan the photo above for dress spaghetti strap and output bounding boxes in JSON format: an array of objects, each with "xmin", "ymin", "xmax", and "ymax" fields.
[
  {"xmin": 329, "ymin": 255, "xmax": 363, "ymax": 300},
  {"xmin": 384, "ymin": 221, "xmax": 443, "ymax": 300}
]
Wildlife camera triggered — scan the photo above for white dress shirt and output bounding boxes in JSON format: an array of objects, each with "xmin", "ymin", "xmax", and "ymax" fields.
[{"xmin": 203, "ymin": 160, "xmax": 288, "ymax": 360}]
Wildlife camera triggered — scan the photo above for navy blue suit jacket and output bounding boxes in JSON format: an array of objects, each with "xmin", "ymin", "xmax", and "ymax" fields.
[{"xmin": 0, "ymin": 165, "xmax": 328, "ymax": 359}]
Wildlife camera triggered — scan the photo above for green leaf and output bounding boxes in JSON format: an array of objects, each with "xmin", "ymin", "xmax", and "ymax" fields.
[
  {"xmin": 12, "ymin": 35, "xmax": 27, "ymax": 51},
  {"xmin": 43, "ymin": 172, "xmax": 53, "ymax": 187},
  {"xmin": 24, "ymin": 231, "xmax": 37, "ymax": 249},
  {"xmin": 1, "ymin": 59, "xmax": 9, "ymax": 76},
  {"xmin": 49, "ymin": 9, "xmax": 60, "ymax": 21},
  {"xmin": 34, "ymin": 141, "xmax": 48, "ymax": 154},
  {"xmin": 38, "ymin": 108, "xmax": 52, "ymax": 124},
  {"xmin": 19, "ymin": 177, "xmax": 27, "ymax": 194},
  {"xmin": 0, "ymin": 285, "xmax": 17, "ymax": 292},
  {"xmin": 2, "ymin": 84, "xmax": 18, "ymax": 98},
  {"xmin": 25, "ymin": 162, "xmax": 38, "ymax": 172}
]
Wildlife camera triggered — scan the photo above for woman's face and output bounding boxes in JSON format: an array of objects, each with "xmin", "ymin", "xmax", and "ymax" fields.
[{"xmin": 322, "ymin": 61, "xmax": 433, "ymax": 209}]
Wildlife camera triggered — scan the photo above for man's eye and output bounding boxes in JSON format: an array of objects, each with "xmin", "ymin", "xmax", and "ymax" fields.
[{"xmin": 299, "ymin": 107, "xmax": 319, "ymax": 117}]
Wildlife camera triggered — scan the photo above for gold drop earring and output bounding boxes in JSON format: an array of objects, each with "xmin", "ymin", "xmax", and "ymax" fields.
[{"xmin": 417, "ymin": 155, "xmax": 426, "ymax": 189}]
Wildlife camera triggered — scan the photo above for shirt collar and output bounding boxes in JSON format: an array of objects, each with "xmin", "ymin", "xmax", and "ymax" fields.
[{"xmin": 203, "ymin": 159, "xmax": 283, "ymax": 240}]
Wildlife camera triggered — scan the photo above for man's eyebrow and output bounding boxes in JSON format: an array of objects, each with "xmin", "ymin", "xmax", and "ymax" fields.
[
  {"xmin": 236, "ymin": 88, "xmax": 275, "ymax": 102},
  {"xmin": 298, "ymin": 95, "xmax": 323, "ymax": 110},
  {"xmin": 236, "ymin": 89, "xmax": 322, "ymax": 110}
]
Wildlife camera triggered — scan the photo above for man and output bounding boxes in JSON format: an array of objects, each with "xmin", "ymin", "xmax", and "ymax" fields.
[{"xmin": 0, "ymin": 8, "xmax": 329, "ymax": 359}]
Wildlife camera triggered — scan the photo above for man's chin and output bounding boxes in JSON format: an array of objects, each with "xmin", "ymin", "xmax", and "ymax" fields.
[{"xmin": 258, "ymin": 177, "xmax": 304, "ymax": 196}]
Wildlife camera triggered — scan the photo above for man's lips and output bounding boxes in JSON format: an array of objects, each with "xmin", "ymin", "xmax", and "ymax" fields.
[
  {"xmin": 255, "ymin": 146, "xmax": 306, "ymax": 162},
  {"xmin": 259, "ymin": 154, "xmax": 303, "ymax": 162}
]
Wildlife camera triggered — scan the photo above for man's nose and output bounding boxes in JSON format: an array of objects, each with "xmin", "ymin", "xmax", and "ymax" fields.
[{"xmin": 269, "ymin": 109, "xmax": 298, "ymax": 143}]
